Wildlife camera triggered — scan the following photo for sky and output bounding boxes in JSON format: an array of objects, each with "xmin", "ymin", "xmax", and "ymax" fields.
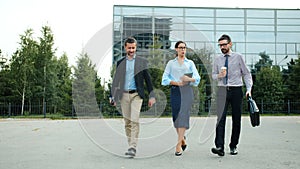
[{"xmin": 0, "ymin": 0, "xmax": 299, "ymax": 83}]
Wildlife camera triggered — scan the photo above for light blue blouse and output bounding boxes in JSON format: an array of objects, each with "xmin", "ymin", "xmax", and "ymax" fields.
[{"xmin": 161, "ymin": 57, "xmax": 200, "ymax": 86}]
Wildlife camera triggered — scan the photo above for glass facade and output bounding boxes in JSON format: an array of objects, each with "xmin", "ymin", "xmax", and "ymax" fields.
[{"xmin": 113, "ymin": 5, "xmax": 300, "ymax": 68}]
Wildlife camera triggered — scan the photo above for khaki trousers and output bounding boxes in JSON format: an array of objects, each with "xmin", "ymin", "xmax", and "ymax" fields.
[{"xmin": 120, "ymin": 92, "xmax": 143, "ymax": 149}]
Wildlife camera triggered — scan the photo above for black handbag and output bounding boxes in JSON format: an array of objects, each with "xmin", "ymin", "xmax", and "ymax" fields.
[{"xmin": 247, "ymin": 96, "xmax": 260, "ymax": 127}]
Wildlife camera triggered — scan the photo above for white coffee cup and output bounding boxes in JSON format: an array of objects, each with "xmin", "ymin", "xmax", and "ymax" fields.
[{"xmin": 221, "ymin": 66, "xmax": 227, "ymax": 71}]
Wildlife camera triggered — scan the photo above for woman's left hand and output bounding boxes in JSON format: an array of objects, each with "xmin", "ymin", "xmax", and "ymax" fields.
[{"xmin": 180, "ymin": 75, "xmax": 191, "ymax": 82}]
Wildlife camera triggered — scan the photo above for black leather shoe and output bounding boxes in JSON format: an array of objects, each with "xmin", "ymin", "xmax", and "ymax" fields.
[
  {"xmin": 211, "ymin": 147, "xmax": 224, "ymax": 156},
  {"xmin": 230, "ymin": 147, "xmax": 238, "ymax": 155}
]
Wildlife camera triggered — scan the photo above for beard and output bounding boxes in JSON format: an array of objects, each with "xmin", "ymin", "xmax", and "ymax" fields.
[{"xmin": 221, "ymin": 48, "xmax": 229, "ymax": 54}]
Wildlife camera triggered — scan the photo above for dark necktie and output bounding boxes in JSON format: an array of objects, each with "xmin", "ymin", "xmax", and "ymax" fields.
[{"xmin": 224, "ymin": 55, "xmax": 229, "ymax": 85}]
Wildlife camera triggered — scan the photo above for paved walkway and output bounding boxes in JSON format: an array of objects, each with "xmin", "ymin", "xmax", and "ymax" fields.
[{"xmin": 0, "ymin": 116, "xmax": 299, "ymax": 169}]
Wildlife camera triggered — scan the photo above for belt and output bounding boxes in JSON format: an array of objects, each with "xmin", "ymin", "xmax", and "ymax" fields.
[
  {"xmin": 124, "ymin": 90, "xmax": 137, "ymax": 94},
  {"xmin": 219, "ymin": 86, "xmax": 242, "ymax": 90}
]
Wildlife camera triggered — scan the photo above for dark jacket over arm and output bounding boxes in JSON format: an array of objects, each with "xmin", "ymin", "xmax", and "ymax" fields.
[{"xmin": 111, "ymin": 56, "xmax": 155, "ymax": 102}]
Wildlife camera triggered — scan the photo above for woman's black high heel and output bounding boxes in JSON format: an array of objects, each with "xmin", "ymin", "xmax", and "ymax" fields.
[
  {"xmin": 181, "ymin": 136, "xmax": 187, "ymax": 151},
  {"xmin": 175, "ymin": 151, "xmax": 182, "ymax": 156}
]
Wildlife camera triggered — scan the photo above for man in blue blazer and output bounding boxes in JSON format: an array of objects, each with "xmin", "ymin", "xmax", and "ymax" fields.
[{"xmin": 110, "ymin": 37, "xmax": 156, "ymax": 157}]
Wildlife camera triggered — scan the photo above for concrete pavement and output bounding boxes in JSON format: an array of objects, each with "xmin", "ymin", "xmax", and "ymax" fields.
[{"xmin": 0, "ymin": 116, "xmax": 299, "ymax": 169}]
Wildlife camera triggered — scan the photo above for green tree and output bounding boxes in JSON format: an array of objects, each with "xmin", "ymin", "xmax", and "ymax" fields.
[
  {"xmin": 147, "ymin": 36, "xmax": 174, "ymax": 116},
  {"xmin": 72, "ymin": 51, "xmax": 99, "ymax": 117},
  {"xmin": 251, "ymin": 51, "xmax": 273, "ymax": 99},
  {"xmin": 186, "ymin": 48, "xmax": 212, "ymax": 115},
  {"xmin": 55, "ymin": 53, "xmax": 73, "ymax": 115},
  {"xmin": 286, "ymin": 54, "xmax": 300, "ymax": 102},
  {"xmin": 254, "ymin": 66, "xmax": 284, "ymax": 113},
  {"xmin": 105, "ymin": 65, "xmax": 121, "ymax": 117},
  {"xmin": 254, "ymin": 51, "xmax": 273, "ymax": 72},
  {"xmin": 251, "ymin": 51, "xmax": 273, "ymax": 84},
  {"xmin": 35, "ymin": 25, "xmax": 57, "ymax": 114},
  {"xmin": 1, "ymin": 25, "xmax": 76, "ymax": 117},
  {"xmin": 0, "ymin": 49, "xmax": 10, "ymax": 100},
  {"xmin": 9, "ymin": 29, "xmax": 38, "ymax": 115},
  {"xmin": 282, "ymin": 58, "xmax": 295, "ymax": 85},
  {"xmin": 0, "ymin": 51, "xmax": 11, "ymax": 113},
  {"xmin": 94, "ymin": 74, "xmax": 108, "ymax": 117}
]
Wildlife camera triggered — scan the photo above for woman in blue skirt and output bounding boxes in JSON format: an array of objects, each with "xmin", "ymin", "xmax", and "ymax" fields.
[{"xmin": 161, "ymin": 41, "xmax": 200, "ymax": 156}]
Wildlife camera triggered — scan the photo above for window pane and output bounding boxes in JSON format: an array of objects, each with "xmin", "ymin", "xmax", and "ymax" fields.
[
  {"xmin": 192, "ymin": 24, "xmax": 214, "ymax": 31},
  {"xmin": 122, "ymin": 7, "xmax": 152, "ymax": 15},
  {"xmin": 286, "ymin": 43, "xmax": 297, "ymax": 55},
  {"xmin": 277, "ymin": 18, "xmax": 300, "ymax": 25},
  {"xmin": 276, "ymin": 43, "xmax": 286, "ymax": 55},
  {"xmin": 216, "ymin": 32, "xmax": 245, "ymax": 42},
  {"xmin": 170, "ymin": 30, "xmax": 185, "ymax": 41},
  {"xmin": 171, "ymin": 23, "xmax": 184, "ymax": 30},
  {"xmin": 201, "ymin": 31, "xmax": 214, "ymax": 43},
  {"xmin": 247, "ymin": 25, "xmax": 274, "ymax": 31},
  {"xmin": 246, "ymin": 43, "xmax": 275, "ymax": 54},
  {"xmin": 216, "ymin": 25, "xmax": 244, "ymax": 31},
  {"xmin": 247, "ymin": 18, "xmax": 274, "ymax": 25},
  {"xmin": 187, "ymin": 41, "xmax": 213, "ymax": 52},
  {"xmin": 277, "ymin": 10, "xmax": 300, "ymax": 18},
  {"xmin": 277, "ymin": 33, "xmax": 300, "ymax": 42},
  {"xmin": 186, "ymin": 17, "xmax": 214, "ymax": 24},
  {"xmin": 184, "ymin": 30, "xmax": 210, "ymax": 42},
  {"xmin": 216, "ymin": 9, "xmax": 244, "ymax": 17},
  {"xmin": 247, "ymin": 10, "xmax": 274, "ymax": 18},
  {"xmin": 114, "ymin": 23, "xmax": 120, "ymax": 31},
  {"xmin": 163, "ymin": 17, "xmax": 182, "ymax": 25},
  {"xmin": 278, "ymin": 26, "xmax": 300, "ymax": 31},
  {"xmin": 216, "ymin": 18, "xmax": 244, "ymax": 24},
  {"xmin": 154, "ymin": 8, "xmax": 183, "ymax": 17},
  {"xmin": 113, "ymin": 16, "xmax": 121, "ymax": 22},
  {"xmin": 186, "ymin": 9, "xmax": 214, "ymax": 17},
  {"xmin": 235, "ymin": 42, "xmax": 246, "ymax": 54},
  {"xmin": 114, "ymin": 6, "xmax": 121, "ymax": 15},
  {"xmin": 247, "ymin": 32, "xmax": 275, "ymax": 42}
]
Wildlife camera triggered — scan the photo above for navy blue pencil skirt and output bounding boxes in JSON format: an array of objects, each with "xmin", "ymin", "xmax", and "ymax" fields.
[{"xmin": 170, "ymin": 85, "xmax": 194, "ymax": 129}]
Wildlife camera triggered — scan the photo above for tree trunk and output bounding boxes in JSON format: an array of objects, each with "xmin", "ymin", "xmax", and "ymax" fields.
[{"xmin": 21, "ymin": 85, "xmax": 25, "ymax": 116}]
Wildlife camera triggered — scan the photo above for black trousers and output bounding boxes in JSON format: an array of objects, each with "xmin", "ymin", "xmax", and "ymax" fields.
[{"xmin": 215, "ymin": 86, "xmax": 243, "ymax": 149}]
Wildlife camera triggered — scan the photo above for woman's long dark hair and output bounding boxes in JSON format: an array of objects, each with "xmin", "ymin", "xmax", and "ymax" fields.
[{"xmin": 174, "ymin": 41, "xmax": 186, "ymax": 48}]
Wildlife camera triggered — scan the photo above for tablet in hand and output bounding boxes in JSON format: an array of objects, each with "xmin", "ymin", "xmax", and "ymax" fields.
[{"xmin": 184, "ymin": 73, "xmax": 193, "ymax": 78}]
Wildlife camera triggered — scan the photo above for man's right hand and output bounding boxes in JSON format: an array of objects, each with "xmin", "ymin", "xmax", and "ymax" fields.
[
  {"xmin": 218, "ymin": 69, "xmax": 226, "ymax": 78},
  {"xmin": 109, "ymin": 97, "xmax": 116, "ymax": 106}
]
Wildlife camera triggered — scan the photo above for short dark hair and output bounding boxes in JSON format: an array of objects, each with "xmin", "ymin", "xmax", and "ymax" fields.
[
  {"xmin": 124, "ymin": 37, "xmax": 137, "ymax": 46},
  {"xmin": 218, "ymin": 34, "xmax": 231, "ymax": 43},
  {"xmin": 175, "ymin": 41, "xmax": 186, "ymax": 48}
]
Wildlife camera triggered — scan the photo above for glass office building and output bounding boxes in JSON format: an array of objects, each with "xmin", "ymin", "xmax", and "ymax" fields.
[{"xmin": 113, "ymin": 5, "xmax": 300, "ymax": 68}]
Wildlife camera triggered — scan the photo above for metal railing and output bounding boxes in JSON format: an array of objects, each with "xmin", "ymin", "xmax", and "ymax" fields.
[{"xmin": 1, "ymin": 100, "xmax": 300, "ymax": 118}]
